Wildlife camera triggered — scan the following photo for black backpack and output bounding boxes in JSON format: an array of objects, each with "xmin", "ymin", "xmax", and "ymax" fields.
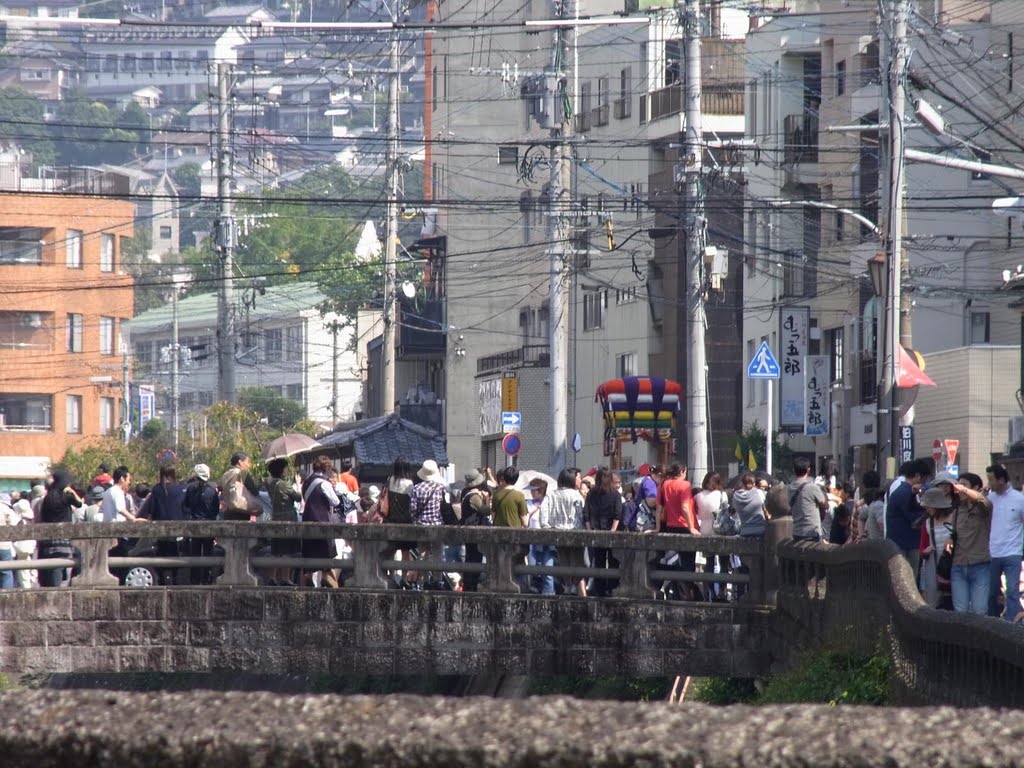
[{"xmin": 440, "ymin": 489, "xmax": 459, "ymax": 525}]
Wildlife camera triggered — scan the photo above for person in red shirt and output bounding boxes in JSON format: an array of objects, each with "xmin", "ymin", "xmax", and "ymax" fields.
[
  {"xmin": 337, "ymin": 458, "xmax": 360, "ymax": 494},
  {"xmin": 656, "ymin": 463, "xmax": 698, "ymax": 599}
]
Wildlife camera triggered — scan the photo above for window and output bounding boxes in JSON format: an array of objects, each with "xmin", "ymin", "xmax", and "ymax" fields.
[
  {"xmin": 827, "ymin": 327, "xmax": 844, "ymax": 385},
  {"xmin": 100, "ymin": 316, "xmax": 115, "ymax": 356},
  {"xmin": 746, "ymin": 340, "xmax": 756, "ymax": 405},
  {"xmin": 264, "ymin": 328, "xmax": 283, "ymax": 362},
  {"xmin": 616, "ymin": 352, "xmax": 638, "ymax": 378},
  {"xmin": 285, "ymin": 325, "xmax": 303, "ymax": 361},
  {"xmin": 0, "ymin": 394, "xmax": 51, "ymax": 430},
  {"xmin": 192, "ymin": 335, "xmax": 212, "ymax": 366},
  {"xmin": 103, "ymin": 54, "xmax": 118, "ymax": 73},
  {"xmin": 0, "ymin": 227, "xmax": 43, "ymax": 265},
  {"xmin": 100, "ymin": 397, "xmax": 116, "ymax": 435},
  {"xmin": 836, "ymin": 60, "xmax": 846, "ymax": 96},
  {"xmin": 159, "ymin": 51, "xmax": 173, "ymax": 71},
  {"xmin": 583, "ymin": 289, "xmax": 607, "ymax": 331},
  {"xmin": 65, "ymin": 229, "xmax": 82, "ymax": 268},
  {"xmin": 615, "ymin": 286, "xmax": 637, "ymax": 304},
  {"xmin": 746, "ymin": 210, "xmax": 758, "ymax": 277},
  {"xmin": 66, "ymin": 313, "xmax": 83, "ymax": 352},
  {"xmin": 159, "ymin": 226, "xmax": 173, "ymax": 240},
  {"xmin": 664, "ymin": 40, "xmax": 681, "ymax": 86},
  {"xmin": 970, "ymin": 311, "xmax": 990, "ymax": 344},
  {"xmin": 286, "ymin": 383, "xmax": 303, "ymax": 401},
  {"xmin": 139, "ymin": 53, "xmax": 154, "ymax": 73},
  {"xmin": 432, "ymin": 64, "xmax": 437, "ymax": 111},
  {"xmin": 616, "ymin": 67, "xmax": 632, "ymax": 119},
  {"xmin": 835, "ymin": 211, "xmax": 845, "ymax": 242},
  {"xmin": 135, "ymin": 339, "xmax": 152, "ymax": 366},
  {"xmin": 100, "ymin": 233, "xmax": 114, "ymax": 272},
  {"xmin": 66, "ymin": 395, "xmax": 82, "ymax": 434},
  {"xmin": 498, "ymin": 146, "xmax": 519, "ymax": 165}
]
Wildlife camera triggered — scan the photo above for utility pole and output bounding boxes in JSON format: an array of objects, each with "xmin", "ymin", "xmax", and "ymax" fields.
[
  {"xmin": 547, "ymin": 0, "xmax": 572, "ymax": 474},
  {"xmin": 171, "ymin": 284, "xmax": 181, "ymax": 446},
  {"xmin": 215, "ymin": 62, "xmax": 237, "ymax": 404},
  {"xmin": 882, "ymin": 0, "xmax": 909, "ymax": 474},
  {"xmin": 121, "ymin": 350, "xmax": 130, "ymax": 445},
  {"xmin": 382, "ymin": 9, "xmax": 401, "ymax": 416},
  {"xmin": 331, "ymin": 321, "xmax": 339, "ymax": 423},
  {"xmin": 681, "ymin": 0, "xmax": 709, "ymax": 482}
]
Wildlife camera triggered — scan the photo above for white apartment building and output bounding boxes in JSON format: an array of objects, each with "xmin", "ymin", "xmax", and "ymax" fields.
[
  {"xmin": 126, "ymin": 282, "xmax": 361, "ymax": 428},
  {"xmin": 742, "ymin": 0, "xmax": 1023, "ymax": 478}
]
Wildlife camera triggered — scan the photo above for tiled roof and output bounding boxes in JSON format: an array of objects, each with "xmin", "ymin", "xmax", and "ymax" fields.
[
  {"xmin": 316, "ymin": 414, "xmax": 448, "ymax": 468},
  {"xmin": 128, "ymin": 281, "xmax": 329, "ymax": 333}
]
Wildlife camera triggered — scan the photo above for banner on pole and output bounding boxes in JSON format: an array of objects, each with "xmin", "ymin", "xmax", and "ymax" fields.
[
  {"xmin": 779, "ymin": 306, "xmax": 810, "ymax": 429},
  {"xmin": 804, "ymin": 355, "xmax": 830, "ymax": 437}
]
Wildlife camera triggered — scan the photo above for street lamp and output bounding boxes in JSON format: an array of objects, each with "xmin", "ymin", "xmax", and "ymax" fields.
[{"xmin": 868, "ymin": 253, "xmax": 886, "ymax": 299}]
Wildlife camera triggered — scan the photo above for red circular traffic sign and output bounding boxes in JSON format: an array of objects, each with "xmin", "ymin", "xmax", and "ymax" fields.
[
  {"xmin": 502, "ymin": 433, "xmax": 521, "ymax": 457},
  {"xmin": 932, "ymin": 439, "xmax": 942, "ymax": 463}
]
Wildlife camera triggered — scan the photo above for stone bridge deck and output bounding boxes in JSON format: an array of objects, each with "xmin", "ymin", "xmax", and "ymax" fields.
[{"xmin": 4, "ymin": 520, "xmax": 1024, "ymax": 707}]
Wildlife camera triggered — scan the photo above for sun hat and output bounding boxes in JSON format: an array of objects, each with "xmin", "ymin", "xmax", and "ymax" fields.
[
  {"xmin": 367, "ymin": 485, "xmax": 381, "ymax": 503},
  {"xmin": 932, "ymin": 471, "xmax": 957, "ymax": 486},
  {"xmin": 193, "ymin": 463, "xmax": 211, "ymax": 482},
  {"xmin": 417, "ymin": 459, "xmax": 444, "ymax": 483},
  {"xmin": 13, "ymin": 498, "xmax": 32, "ymax": 519},
  {"xmin": 89, "ymin": 486, "xmax": 106, "ymax": 502},
  {"xmin": 463, "ymin": 469, "xmax": 486, "ymax": 489},
  {"xmin": 920, "ymin": 486, "xmax": 953, "ymax": 509}
]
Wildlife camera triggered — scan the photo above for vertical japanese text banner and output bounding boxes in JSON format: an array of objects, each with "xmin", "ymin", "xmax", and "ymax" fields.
[
  {"xmin": 779, "ymin": 306, "xmax": 810, "ymax": 430},
  {"xmin": 804, "ymin": 355, "xmax": 830, "ymax": 437}
]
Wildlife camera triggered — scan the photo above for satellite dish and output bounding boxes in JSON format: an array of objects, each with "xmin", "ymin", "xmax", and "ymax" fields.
[{"xmin": 401, "ymin": 281, "xmax": 416, "ymax": 299}]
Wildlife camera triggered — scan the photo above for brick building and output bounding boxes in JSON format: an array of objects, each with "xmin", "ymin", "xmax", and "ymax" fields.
[{"xmin": 0, "ymin": 191, "xmax": 134, "ymax": 484}]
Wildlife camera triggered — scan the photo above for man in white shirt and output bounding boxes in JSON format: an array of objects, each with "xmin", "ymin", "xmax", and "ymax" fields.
[
  {"xmin": 985, "ymin": 463, "xmax": 1024, "ymax": 620},
  {"xmin": 100, "ymin": 466, "xmax": 138, "ymax": 523}
]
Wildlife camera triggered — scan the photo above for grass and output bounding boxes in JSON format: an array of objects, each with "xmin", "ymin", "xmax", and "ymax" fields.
[{"xmin": 689, "ymin": 646, "xmax": 891, "ymax": 706}]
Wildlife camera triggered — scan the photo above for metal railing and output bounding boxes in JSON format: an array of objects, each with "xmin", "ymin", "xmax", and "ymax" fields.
[
  {"xmin": 0, "ymin": 521, "xmax": 769, "ymax": 603},
  {"xmin": 476, "ymin": 343, "xmax": 550, "ymax": 375},
  {"xmin": 783, "ymin": 113, "xmax": 819, "ymax": 164}
]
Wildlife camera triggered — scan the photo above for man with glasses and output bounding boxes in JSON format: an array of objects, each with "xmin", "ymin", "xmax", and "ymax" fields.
[{"xmin": 985, "ymin": 464, "xmax": 1024, "ymax": 620}]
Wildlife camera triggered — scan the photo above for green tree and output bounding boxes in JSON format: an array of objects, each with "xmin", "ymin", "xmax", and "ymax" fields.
[
  {"xmin": 172, "ymin": 162, "xmax": 202, "ymax": 198},
  {"xmin": 53, "ymin": 91, "xmax": 115, "ymax": 165},
  {"xmin": 733, "ymin": 421, "xmax": 794, "ymax": 480},
  {"xmin": 238, "ymin": 386, "xmax": 307, "ymax": 430},
  {"xmin": 115, "ymin": 101, "xmax": 150, "ymax": 157},
  {"xmin": 0, "ymin": 86, "xmax": 54, "ymax": 166}
]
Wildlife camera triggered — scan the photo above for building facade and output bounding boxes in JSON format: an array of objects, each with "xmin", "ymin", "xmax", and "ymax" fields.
[
  {"xmin": 0, "ymin": 190, "xmax": 135, "ymax": 483},
  {"xmin": 127, "ymin": 282, "xmax": 360, "ymax": 430}
]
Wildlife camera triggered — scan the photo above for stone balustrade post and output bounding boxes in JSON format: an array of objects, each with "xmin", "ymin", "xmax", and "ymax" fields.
[
  {"xmin": 347, "ymin": 538, "xmax": 389, "ymax": 591},
  {"xmin": 216, "ymin": 537, "xmax": 258, "ymax": 586},
  {"xmin": 478, "ymin": 542, "xmax": 520, "ymax": 593},
  {"xmin": 611, "ymin": 547, "xmax": 654, "ymax": 599},
  {"xmin": 72, "ymin": 537, "xmax": 118, "ymax": 587}
]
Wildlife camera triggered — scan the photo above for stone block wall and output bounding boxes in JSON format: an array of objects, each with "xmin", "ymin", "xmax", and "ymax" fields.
[{"xmin": 0, "ymin": 588, "xmax": 769, "ymax": 679}]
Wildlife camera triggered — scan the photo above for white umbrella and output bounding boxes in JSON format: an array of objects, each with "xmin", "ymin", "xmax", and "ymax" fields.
[
  {"xmin": 514, "ymin": 470, "xmax": 557, "ymax": 492},
  {"xmin": 262, "ymin": 433, "xmax": 321, "ymax": 461}
]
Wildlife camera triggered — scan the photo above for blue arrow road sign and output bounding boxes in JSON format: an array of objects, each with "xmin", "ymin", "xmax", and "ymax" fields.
[
  {"xmin": 747, "ymin": 341, "xmax": 781, "ymax": 379},
  {"xmin": 502, "ymin": 411, "xmax": 522, "ymax": 433}
]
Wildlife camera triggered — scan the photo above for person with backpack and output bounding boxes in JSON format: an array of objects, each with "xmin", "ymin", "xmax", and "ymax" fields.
[
  {"xmin": 183, "ymin": 464, "xmax": 220, "ymax": 585},
  {"xmin": 539, "ymin": 468, "xmax": 587, "ymax": 596},
  {"xmin": 266, "ymin": 457, "xmax": 302, "ymax": 587},
  {"xmin": 788, "ymin": 457, "xmax": 829, "ymax": 542},
  {"xmin": 458, "ymin": 469, "xmax": 490, "ymax": 592},
  {"xmin": 219, "ymin": 452, "xmax": 262, "ymax": 521}
]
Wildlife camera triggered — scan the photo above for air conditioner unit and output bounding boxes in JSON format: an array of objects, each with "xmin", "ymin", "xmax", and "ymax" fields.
[{"xmin": 1010, "ymin": 415, "xmax": 1024, "ymax": 445}]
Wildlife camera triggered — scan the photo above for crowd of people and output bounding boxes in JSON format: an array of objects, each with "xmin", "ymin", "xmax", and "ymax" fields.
[
  {"xmin": 4, "ymin": 450, "xmax": 1020, "ymax": 618},
  {"xmin": 787, "ymin": 456, "xmax": 1024, "ymax": 622}
]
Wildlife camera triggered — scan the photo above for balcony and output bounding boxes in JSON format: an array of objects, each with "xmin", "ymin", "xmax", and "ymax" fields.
[
  {"xmin": 784, "ymin": 113, "xmax": 819, "ymax": 164},
  {"xmin": 477, "ymin": 344, "xmax": 550, "ymax": 376},
  {"xmin": 592, "ymin": 103, "xmax": 609, "ymax": 127},
  {"xmin": 859, "ymin": 353, "xmax": 877, "ymax": 404},
  {"xmin": 639, "ymin": 83, "xmax": 743, "ymax": 124},
  {"xmin": 398, "ymin": 299, "xmax": 445, "ymax": 358},
  {"xmin": 613, "ymin": 98, "xmax": 631, "ymax": 120}
]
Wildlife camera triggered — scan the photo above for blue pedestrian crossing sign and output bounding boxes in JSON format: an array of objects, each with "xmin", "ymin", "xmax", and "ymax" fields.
[{"xmin": 747, "ymin": 341, "xmax": 781, "ymax": 379}]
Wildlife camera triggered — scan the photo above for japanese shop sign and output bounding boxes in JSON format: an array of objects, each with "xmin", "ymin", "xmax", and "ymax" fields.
[{"xmin": 779, "ymin": 306, "xmax": 809, "ymax": 430}]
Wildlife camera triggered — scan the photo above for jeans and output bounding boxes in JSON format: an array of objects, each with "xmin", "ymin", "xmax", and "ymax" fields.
[
  {"xmin": 0, "ymin": 548, "xmax": 13, "ymax": 589},
  {"xmin": 951, "ymin": 562, "xmax": 990, "ymax": 614},
  {"xmin": 989, "ymin": 555, "xmax": 1023, "ymax": 620},
  {"xmin": 528, "ymin": 544, "xmax": 557, "ymax": 595}
]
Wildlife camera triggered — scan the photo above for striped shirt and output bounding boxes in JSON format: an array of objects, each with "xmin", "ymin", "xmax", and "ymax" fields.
[{"xmin": 538, "ymin": 488, "xmax": 584, "ymax": 530}]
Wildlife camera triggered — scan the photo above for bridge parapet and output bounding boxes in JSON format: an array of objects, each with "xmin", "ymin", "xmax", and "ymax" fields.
[{"xmin": 775, "ymin": 536, "xmax": 1024, "ymax": 707}]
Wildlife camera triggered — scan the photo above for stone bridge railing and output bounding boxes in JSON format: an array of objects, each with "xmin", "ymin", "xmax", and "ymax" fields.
[
  {"xmin": 0, "ymin": 521, "xmax": 772, "ymax": 679},
  {"xmin": 774, "ymin": 535, "xmax": 1024, "ymax": 707}
]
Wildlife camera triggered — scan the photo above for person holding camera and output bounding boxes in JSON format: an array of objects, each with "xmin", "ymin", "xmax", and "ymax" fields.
[{"xmin": 947, "ymin": 472, "xmax": 991, "ymax": 615}]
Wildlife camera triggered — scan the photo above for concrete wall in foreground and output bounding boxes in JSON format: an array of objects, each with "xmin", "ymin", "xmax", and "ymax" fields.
[{"xmin": 0, "ymin": 588, "xmax": 770, "ymax": 679}]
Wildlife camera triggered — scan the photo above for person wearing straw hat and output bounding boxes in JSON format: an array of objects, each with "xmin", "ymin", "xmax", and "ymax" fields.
[{"xmin": 410, "ymin": 460, "xmax": 447, "ymax": 527}]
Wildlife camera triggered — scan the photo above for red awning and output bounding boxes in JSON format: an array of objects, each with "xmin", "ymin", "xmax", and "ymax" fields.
[{"xmin": 897, "ymin": 345, "xmax": 936, "ymax": 388}]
